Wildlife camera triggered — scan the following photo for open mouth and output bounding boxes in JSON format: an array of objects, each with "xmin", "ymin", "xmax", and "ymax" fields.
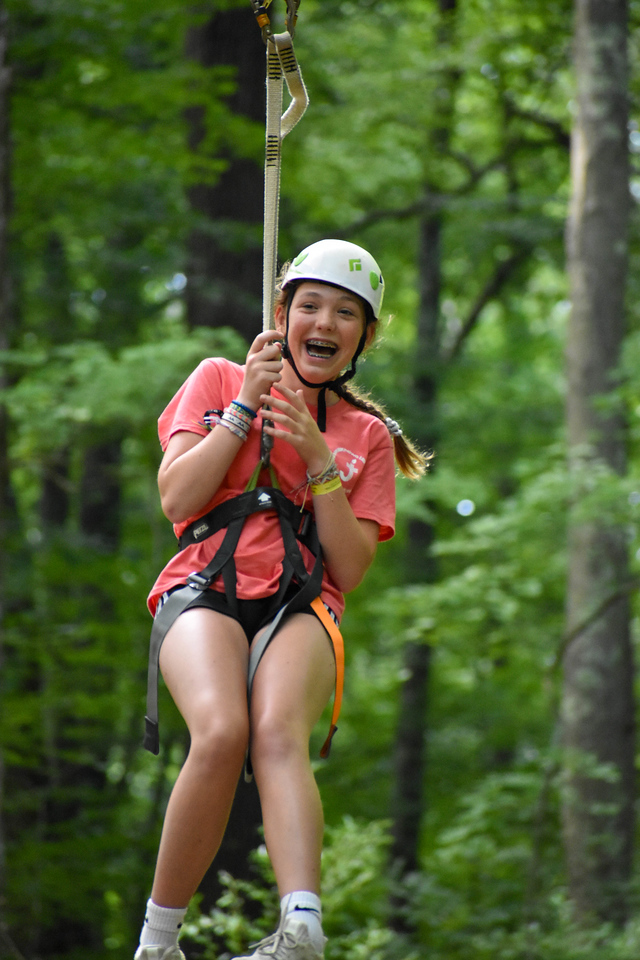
[{"xmin": 306, "ymin": 339, "xmax": 338, "ymax": 359}]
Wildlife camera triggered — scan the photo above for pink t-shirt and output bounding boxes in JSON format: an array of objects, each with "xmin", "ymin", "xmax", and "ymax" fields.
[{"xmin": 148, "ymin": 357, "xmax": 396, "ymax": 620}]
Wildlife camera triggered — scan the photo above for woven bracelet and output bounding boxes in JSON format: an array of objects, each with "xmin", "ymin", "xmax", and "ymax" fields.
[
  {"xmin": 230, "ymin": 399, "xmax": 257, "ymax": 420},
  {"xmin": 220, "ymin": 411, "xmax": 250, "ymax": 441},
  {"xmin": 307, "ymin": 453, "xmax": 339, "ymax": 486}
]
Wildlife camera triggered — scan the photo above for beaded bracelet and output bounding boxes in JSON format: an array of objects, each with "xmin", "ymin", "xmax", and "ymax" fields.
[{"xmin": 311, "ymin": 475, "xmax": 343, "ymax": 496}]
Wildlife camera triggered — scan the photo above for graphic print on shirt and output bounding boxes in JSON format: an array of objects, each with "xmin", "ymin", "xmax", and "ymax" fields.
[{"xmin": 333, "ymin": 447, "xmax": 366, "ymax": 489}]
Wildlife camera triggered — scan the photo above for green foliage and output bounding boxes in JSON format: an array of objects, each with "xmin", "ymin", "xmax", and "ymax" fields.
[
  {"xmin": 182, "ymin": 807, "xmax": 640, "ymax": 960},
  {"xmin": 1, "ymin": 0, "xmax": 640, "ymax": 957},
  {"xmin": 182, "ymin": 818, "xmax": 402, "ymax": 960}
]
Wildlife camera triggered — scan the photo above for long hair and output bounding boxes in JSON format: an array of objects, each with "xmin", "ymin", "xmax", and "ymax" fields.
[{"xmin": 276, "ymin": 276, "xmax": 432, "ymax": 480}]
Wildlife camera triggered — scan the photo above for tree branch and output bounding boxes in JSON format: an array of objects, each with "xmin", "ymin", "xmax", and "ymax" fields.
[
  {"xmin": 0, "ymin": 925, "xmax": 27, "ymax": 960},
  {"xmin": 442, "ymin": 246, "xmax": 530, "ymax": 363},
  {"xmin": 332, "ymin": 155, "xmax": 509, "ymax": 239},
  {"xmin": 504, "ymin": 94, "xmax": 571, "ymax": 150},
  {"xmin": 548, "ymin": 578, "xmax": 640, "ymax": 675}
]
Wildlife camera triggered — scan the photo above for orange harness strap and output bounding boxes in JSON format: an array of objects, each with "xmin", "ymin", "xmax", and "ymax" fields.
[{"xmin": 311, "ymin": 596, "xmax": 345, "ymax": 759}]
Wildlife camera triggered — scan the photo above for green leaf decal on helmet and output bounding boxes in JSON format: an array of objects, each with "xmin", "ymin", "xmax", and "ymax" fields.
[{"xmin": 283, "ymin": 239, "xmax": 385, "ymax": 318}]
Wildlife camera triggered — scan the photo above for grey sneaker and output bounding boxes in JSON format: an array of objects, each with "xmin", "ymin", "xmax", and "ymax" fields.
[
  {"xmin": 232, "ymin": 914, "xmax": 325, "ymax": 960},
  {"xmin": 134, "ymin": 947, "xmax": 186, "ymax": 960}
]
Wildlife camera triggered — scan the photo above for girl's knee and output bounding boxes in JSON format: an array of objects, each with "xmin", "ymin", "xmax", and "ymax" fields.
[
  {"xmin": 189, "ymin": 712, "xmax": 250, "ymax": 770},
  {"xmin": 250, "ymin": 710, "xmax": 307, "ymax": 766}
]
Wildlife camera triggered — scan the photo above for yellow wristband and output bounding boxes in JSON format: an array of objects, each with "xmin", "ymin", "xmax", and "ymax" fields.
[{"xmin": 311, "ymin": 475, "xmax": 343, "ymax": 496}]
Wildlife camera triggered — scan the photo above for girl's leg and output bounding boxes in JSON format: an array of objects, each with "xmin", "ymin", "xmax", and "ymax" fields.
[
  {"xmin": 150, "ymin": 607, "xmax": 250, "ymax": 907},
  {"xmin": 248, "ymin": 613, "xmax": 335, "ymax": 896}
]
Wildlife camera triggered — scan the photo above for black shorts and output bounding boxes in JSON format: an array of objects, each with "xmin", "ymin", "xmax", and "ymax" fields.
[{"xmin": 156, "ymin": 584, "xmax": 338, "ymax": 643}]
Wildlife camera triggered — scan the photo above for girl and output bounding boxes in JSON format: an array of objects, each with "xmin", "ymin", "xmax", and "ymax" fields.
[{"xmin": 135, "ymin": 239, "xmax": 427, "ymax": 960}]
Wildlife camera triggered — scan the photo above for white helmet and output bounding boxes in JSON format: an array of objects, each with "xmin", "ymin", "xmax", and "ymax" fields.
[{"xmin": 282, "ymin": 239, "xmax": 385, "ymax": 318}]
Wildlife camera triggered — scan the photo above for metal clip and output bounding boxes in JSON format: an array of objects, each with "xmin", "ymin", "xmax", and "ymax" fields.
[
  {"xmin": 285, "ymin": 0, "xmax": 301, "ymax": 36},
  {"xmin": 250, "ymin": 0, "xmax": 300, "ymax": 42},
  {"xmin": 186, "ymin": 572, "xmax": 210, "ymax": 590}
]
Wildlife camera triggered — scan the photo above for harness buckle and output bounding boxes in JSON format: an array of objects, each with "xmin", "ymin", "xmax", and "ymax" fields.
[{"xmin": 186, "ymin": 571, "xmax": 210, "ymax": 590}]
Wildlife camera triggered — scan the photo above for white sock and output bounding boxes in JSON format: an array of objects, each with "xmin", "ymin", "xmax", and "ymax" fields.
[
  {"xmin": 281, "ymin": 891, "xmax": 324, "ymax": 952},
  {"xmin": 139, "ymin": 898, "xmax": 187, "ymax": 949}
]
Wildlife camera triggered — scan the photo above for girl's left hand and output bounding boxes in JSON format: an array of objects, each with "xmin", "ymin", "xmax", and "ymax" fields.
[{"xmin": 259, "ymin": 387, "xmax": 330, "ymax": 476}]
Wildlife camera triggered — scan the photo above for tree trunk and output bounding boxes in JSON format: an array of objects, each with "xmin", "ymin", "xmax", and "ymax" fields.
[
  {"xmin": 0, "ymin": 1, "xmax": 11, "ymax": 942},
  {"xmin": 389, "ymin": 211, "xmax": 440, "ymax": 932},
  {"xmin": 562, "ymin": 0, "xmax": 634, "ymax": 926},
  {"xmin": 40, "ymin": 449, "xmax": 71, "ymax": 530},
  {"xmin": 389, "ymin": 0, "xmax": 456, "ymax": 931},
  {"xmin": 185, "ymin": 6, "xmax": 264, "ymax": 340},
  {"xmin": 79, "ymin": 440, "xmax": 122, "ymax": 551}
]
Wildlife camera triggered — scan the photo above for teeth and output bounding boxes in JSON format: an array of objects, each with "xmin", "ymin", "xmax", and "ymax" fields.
[{"xmin": 306, "ymin": 340, "xmax": 337, "ymax": 358}]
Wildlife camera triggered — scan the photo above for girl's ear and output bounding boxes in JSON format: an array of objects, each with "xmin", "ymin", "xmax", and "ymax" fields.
[
  {"xmin": 274, "ymin": 302, "xmax": 286, "ymax": 334},
  {"xmin": 364, "ymin": 320, "xmax": 378, "ymax": 350}
]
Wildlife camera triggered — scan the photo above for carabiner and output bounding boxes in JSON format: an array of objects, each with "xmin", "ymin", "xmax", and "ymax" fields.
[
  {"xmin": 250, "ymin": 0, "xmax": 300, "ymax": 42},
  {"xmin": 284, "ymin": 0, "xmax": 301, "ymax": 35}
]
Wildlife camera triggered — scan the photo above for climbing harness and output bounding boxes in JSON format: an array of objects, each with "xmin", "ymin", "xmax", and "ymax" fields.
[
  {"xmin": 143, "ymin": 2, "xmax": 343, "ymax": 764},
  {"xmin": 144, "ymin": 461, "xmax": 344, "ymax": 765}
]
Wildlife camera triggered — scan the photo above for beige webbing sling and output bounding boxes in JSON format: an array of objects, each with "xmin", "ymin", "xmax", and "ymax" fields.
[
  {"xmin": 251, "ymin": 1, "xmax": 307, "ymax": 326},
  {"xmin": 251, "ymin": 1, "xmax": 308, "ymax": 466}
]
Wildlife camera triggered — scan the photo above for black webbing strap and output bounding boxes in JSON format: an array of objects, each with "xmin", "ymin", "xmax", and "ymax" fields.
[
  {"xmin": 144, "ymin": 515, "xmax": 247, "ymax": 754},
  {"xmin": 178, "ymin": 487, "xmax": 302, "ymax": 549},
  {"xmin": 144, "ymin": 487, "xmax": 322, "ymax": 755}
]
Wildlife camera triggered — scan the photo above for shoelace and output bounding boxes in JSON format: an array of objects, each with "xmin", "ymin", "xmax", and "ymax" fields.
[{"xmin": 247, "ymin": 919, "xmax": 318, "ymax": 959}]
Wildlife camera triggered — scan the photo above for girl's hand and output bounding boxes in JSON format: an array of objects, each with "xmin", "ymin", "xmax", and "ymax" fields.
[
  {"xmin": 259, "ymin": 386, "xmax": 331, "ymax": 475},
  {"xmin": 261, "ymin": 385, "xmax": 379, "ymax": 594},
  {"xmin": 237, "ymin": 331, "xmax": 284, "ymax": 412}
]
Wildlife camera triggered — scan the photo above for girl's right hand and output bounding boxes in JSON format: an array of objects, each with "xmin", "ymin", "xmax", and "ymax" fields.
[{"xmin": 237, "ymin": 330, "xmax": 283, "ymax": 412}]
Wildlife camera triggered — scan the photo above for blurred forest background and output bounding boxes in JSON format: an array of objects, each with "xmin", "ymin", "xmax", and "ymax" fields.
[{"xmin": 1, "ymin": 0, "xmax": 640, "ymax": 958}]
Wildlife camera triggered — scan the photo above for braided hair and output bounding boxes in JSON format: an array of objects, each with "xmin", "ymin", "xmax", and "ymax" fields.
[{"xmin": 275, "ymin": 276, "xmax": 431, "ymax": 480}]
